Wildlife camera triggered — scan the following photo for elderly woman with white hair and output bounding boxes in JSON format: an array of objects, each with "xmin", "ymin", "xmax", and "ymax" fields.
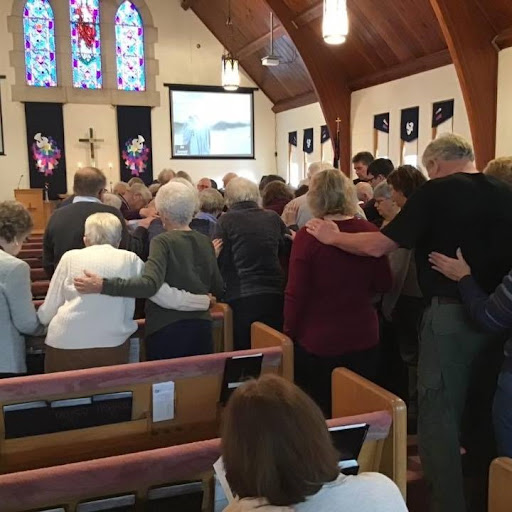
[
  {"xmin": 75, "ymin": 182, "xmax": 224, "ymax": 360},
  {"xmin": 373, "ymin": 181, "xmax": 401, "ymax": 228},
  {"xmin": 215, "ymin": 177, "xmax": 289, "ymax": 350},
  {"xmin": 39, "ymin": 212, "xmax": 211, "ymax": 372}
]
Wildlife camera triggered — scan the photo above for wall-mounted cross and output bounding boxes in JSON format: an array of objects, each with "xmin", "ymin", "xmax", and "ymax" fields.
[{"xmin": 79, "ymin": 128, "xmax": 104, "ymax": 167}]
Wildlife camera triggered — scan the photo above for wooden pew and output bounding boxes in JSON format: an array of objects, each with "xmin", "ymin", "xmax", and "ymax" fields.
[
  {"xmin": 30, "ymin": 268, "xmax": 47, "ymax": 281},
  {"xmin": 22, "ymin": 242, "xmax": 43, "ymax": 250},
  {"xmin": 23, "ymin": 257, "xmax": 43, "ymax": 269},
  {"xmin": 489, "ymin": 457, "xmax": 512, "ymax": 512},
  {"xmin": 18, "ymin": 248, "xmax": 43, "ymax": 260},
  {"xmin": 331, "ymin": 368, "xmax": 407, "ymax": 498},
  {"xmin": 0, "ymin": 411, "xmax": 393, "ymax": 512},
  {"xmin": 31, "ymin": 280, "xmax": 50, "ymax": 298},
  {"xmin": 0, "ymin": 326, "xmax": 290, "ymax": 473}
]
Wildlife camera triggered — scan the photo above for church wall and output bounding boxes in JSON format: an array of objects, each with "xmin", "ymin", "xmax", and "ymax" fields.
[
  {"xmin": 496, "ymin": 47, "xmax": 512, "ymax": 158},
  {"xmin": 276, "ymin": 65, "xmax": 472, "ymax": 178},
  {"xmin": 0, "ymin": 0, "xmax": 277, "ymax": 201}
]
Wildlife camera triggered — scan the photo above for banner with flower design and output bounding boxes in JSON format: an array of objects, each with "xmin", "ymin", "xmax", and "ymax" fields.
[
  {"xmin": 117, "ymin": 106, "xmax": 153, "ymax": 185},
  {"xmin": 25, "ymin": 102, "xmax": 67, "ymax": 199}
]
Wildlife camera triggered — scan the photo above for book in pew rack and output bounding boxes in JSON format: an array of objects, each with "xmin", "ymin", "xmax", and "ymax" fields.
[
  {"xmin": 147, "ymin": 481, "xmax": 204, "ymax": 511},
  {"xmin": 76, "ymin": 494, "xmax": 136, "ymax": 512},
  {"xmin": 219, "ymin": 353, "xmax": 263, "ymax": 405}
]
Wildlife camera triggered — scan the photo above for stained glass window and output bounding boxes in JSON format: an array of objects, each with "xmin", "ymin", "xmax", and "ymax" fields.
[
  {"xmin": 69, "ymin": 0, "xmax": 102, "ymax": 89},
  {"xmin": 115, "ymin": 1, "xmax": 146, "ymax": 91},
  {"xmin": 23, "ymin": 0, "xmax": 57, "ymax": 87}
]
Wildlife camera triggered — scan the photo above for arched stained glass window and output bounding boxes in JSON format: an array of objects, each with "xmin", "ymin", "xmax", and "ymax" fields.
[
  {"xmin": 23, "ymin": 0, "xmax": 57, "ymax": 87},
  {"xmin": 69, "ymin": 0, "xmax": 102, "ymax": 89},
  {"xmin": 115, "ymin": 1, "xmax": 146, "ymax": 91}
]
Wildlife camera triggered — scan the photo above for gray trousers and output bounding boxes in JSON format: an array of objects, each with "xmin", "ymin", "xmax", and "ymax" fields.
[{"xmin": 418, "ymin": 298, "xmax": 502, "ymax": 512}]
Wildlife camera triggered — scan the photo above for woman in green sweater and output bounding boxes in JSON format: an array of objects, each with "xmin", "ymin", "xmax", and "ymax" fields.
[{"xmin": 75, "ymin": 181, "xmax": 224, "ymax": 360}]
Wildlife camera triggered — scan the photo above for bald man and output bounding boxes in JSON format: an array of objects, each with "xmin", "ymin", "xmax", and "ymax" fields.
[
  {"xmin": 356, "ymin": 182, "xmax": 374, "ymax": 206},
  {"xmin": 43, "ymin": 167, "xmax": 148, "ymax": 277},
  {"xmin": 222, "ymin": 172, "xmax": 238, "ymax": 189}
]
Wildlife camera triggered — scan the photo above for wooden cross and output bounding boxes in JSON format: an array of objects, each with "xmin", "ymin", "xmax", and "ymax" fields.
[{"xmin": 78, "ymin": 128, "xmax": 104, "ymax": 167}]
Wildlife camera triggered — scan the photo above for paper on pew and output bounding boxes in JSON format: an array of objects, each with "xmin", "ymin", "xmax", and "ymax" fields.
[
  {"xmin": 152, "ymin": 381, "xmax": 175, "ymax": 422},
  {"xmin": 214, "ymin": 456, "xmax": 235, "ymax": 503}
]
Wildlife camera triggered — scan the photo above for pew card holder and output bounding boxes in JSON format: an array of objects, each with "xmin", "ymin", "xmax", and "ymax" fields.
[
  {"xmin": 3, "ymin": 401, "xmax": 55, "ymax": 439},
  {"xmin": 328, "ymin": 423, "xmax": 370, "ymax": 476},
  {"xmin": 76, "ymin": 494, "xmax": 136, "ymax": 512},
  {"xmin": 147, "ymin": 481, "xmax": 204, "ymax": 512},
  {"xmin": 219, "ymin": 354, "xmax": 263, "ymax": 406}
]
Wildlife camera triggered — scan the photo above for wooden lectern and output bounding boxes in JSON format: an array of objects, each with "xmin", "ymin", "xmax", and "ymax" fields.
[{"xmin": 14, "ymin": 189, "xmax": 56, "ymax": 234}]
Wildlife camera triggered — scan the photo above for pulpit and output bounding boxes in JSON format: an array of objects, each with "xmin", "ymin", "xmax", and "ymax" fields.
[{"xmin": 14, "ymin": 189, "xmax": 56, "ymax": 234}]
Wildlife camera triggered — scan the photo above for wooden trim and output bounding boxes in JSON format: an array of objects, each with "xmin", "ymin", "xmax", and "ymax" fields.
[
  {"xmin": 373, "ymin": 129, "xmax": 378, "ymax": 157},
  {"xmin": 349, "ymin": 50, "xmax": 452, "ymax": 91},
  {"xmin": 489, "ymin": 457, "xmax": 512, "ymax": 512},
  {"xmin": 495, "ymin": 27, "xmax": 512, "ymax": 50},
  {"xmin": 429, "ymin": 0, "xmax": 498, "ymax": 169},
  {"xmin": 237, "ymin": 25, "xmax": 287, "ymax": 60},
  {"xmin": 293, "ymin": 1, "xmax": 323, "ymax": 27},
  {"xmin": 272, "ymin": 90, "xmax": 317, "ymax": 113}
]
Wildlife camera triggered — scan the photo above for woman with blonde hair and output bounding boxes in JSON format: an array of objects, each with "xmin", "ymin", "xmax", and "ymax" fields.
[
  {"xmin": 221, "ymin": 375, "xmax": 407, "ymax": 512},
  {"xmin": 284, "ymin": 169, "xmax": 391, "ymax": 416}
]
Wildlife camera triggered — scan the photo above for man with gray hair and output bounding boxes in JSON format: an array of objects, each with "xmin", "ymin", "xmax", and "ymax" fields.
[
  {"xmin": 305, "ymin": 134, "xmax": 512, "ymax": 512},
  {"xmin": 157, "ymin": 168, "xmax": 175, "ymax": 185}
]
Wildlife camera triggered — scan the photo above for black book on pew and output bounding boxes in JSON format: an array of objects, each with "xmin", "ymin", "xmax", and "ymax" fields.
[
  {"xmin": 76, "ymin": 494, "xmax": 136, "ymax": 512},
  {"xmin": 329, "ymin": 423, "xmax": 370, "ymax": 476},
  {"xmin": 146, "ymin": 481, "xmax": 204, "ymax": 511},
  {"xmin": 219, "ymin": 354, "xmax": 263, "ymax": 405},
  {"xmin": 3, "ymin": 401, "xmax": 56, "ymax": 439},
  {"xmin": 36, "ymin": 508, "xmax": 66, "ymax": 512}
]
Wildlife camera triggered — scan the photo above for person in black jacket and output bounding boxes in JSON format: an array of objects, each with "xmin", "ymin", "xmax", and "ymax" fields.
[
  {"xmin": 43, "ymin": 167, "xmax": 148, "ymax": 278},
  {"xmin": 214, "ymin": 177, "xmax": 289, "ymax": 350}
]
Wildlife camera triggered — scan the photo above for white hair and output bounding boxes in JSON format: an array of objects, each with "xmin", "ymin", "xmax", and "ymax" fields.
[
  {"xmin": 199, "ymin": 188, "xmax": 224, "ymax": 214},
  {"xmin": 307, "ymin": 161, "xmax": 332, "ymax": 179},
  {"xmin": 422, "ymin": 134, "xmax": 474, "ymax": 167},
  {"xmin": 171, "ymin": 177, "xmax": 195, "ymax": 190},
  {"xmin": 102, "ymin": 193, "xmax": 122, "ymax": 209},
  {"xmin": 373, "ymin": 181, "xmax": 393, "ymax": 200},
  {"xmin": 128, "ymin": 183, "xmax": 152, "ymax": 204},
  {"xmin": 225, "ymin": 177, "xmax": 260, "ymax": 207},
  {"xmin": 155, "ymin": 181, "xmax": 198, "ymax": 226},
  {"xmin": 355, "ymin": 182, "xmax": 374, "ymax": 202},
  {"xmin": 84, "ymin": 213, "xmax": 122, "ymax": 247},
  {"xmin": 158, "ymin": 168, "xmax": 175, "ymax": 185},
  {"xmin": 112, "ymin": 181, "xmax": 129, "ymax": 195}
]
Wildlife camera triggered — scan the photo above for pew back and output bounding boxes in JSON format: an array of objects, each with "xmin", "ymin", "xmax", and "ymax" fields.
[
  {"xmin": 0, "ymin": 343, "xmax": 289, "ymax": 474},
  {"xmin": 0, "ymin": 412, "xmax": 392, "ymax": 512},
  {"xmin": 489, "ymin": 457, "xmax": 512, "ymax": 512},
  {"xmin": 331, "ymin": 368, "xmax": 407, "ymax": 498}
]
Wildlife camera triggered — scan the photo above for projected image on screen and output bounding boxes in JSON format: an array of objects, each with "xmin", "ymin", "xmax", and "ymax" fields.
[{"xmin": 170, "ymin": 88, "xmax": 254, "ymax": 159}]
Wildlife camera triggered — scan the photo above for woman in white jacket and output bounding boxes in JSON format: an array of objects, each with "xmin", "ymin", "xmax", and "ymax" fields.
[
  {"xmin": 38, "ymin": 213, "xmax": 210, "ymax": 372},
  {"xmin": 221, "ymin": 375, "xmax": 408, "ymax": 512}
]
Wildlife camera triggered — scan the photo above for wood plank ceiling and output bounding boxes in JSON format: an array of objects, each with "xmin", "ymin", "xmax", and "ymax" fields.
[{"xmin": 183, "ymin": 0, "xmax": 512, "ymax": 114}]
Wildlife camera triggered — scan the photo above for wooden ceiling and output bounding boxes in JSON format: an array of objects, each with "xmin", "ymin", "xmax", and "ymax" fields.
[{"xmin": 182, "ymin": 0, "xmax": 512, "ymax": 114}]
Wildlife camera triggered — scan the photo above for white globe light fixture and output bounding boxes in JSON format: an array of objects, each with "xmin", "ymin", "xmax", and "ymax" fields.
[{"xmin": 322, "ymin": 0, "xmax": 349, "ymax": 45}]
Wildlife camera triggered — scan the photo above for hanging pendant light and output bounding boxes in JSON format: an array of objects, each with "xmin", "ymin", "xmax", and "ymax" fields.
[
  {"xmin": 322, "ymin": 0, "xmax": 349, "ymax": 45},
  {"xmin": 221, "ymin": 0, "xmax": 240, "ymax": 91}
]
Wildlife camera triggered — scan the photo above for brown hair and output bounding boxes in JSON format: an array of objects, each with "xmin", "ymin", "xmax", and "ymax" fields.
[
  {"xmin": 262, "ymin": 181, "xmax": 294, "ymax": 208},
  {"xmin": 0, "ymin": 201, "xmax": 33, "ymax": 243},
  {"xmin": 352, "ymin": 151, "xmax": 374, "ymax": 166},
  {"xmin": 483, "ymin": 157, "xmax": 512, "ymax": 189},
  {"xmin": 308, "ymin": 168, "xmax": 358, "ymax": 218},
  {"xmin": 73, "ymin": 167, "xmax": 107, "ymax": 197},
  {"xmin": 221, "ymin": 375, "xmax": 339, "ymax": 506},
  {"xmin": 387, "ymin": 165, "xmax": 427, "ymax": 198}
]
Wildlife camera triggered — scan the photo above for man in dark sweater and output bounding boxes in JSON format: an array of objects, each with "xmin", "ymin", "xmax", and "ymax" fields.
[{"xmin": 43, "ymin": 167, "xmax": 148, "ymax": 277}]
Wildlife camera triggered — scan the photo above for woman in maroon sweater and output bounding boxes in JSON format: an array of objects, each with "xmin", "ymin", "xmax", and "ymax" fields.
[{"xmin": 284, "ymin": 169, "xmax": 392, "ymax": 416}]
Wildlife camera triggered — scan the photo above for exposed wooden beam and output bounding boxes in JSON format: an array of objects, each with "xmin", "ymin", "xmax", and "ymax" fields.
[
  {"xmin": 495, "ymin": 26, "xmax": 512, "ymax": 50},
  {"xmin": 293, "ymin": 2, "xmax": 323, "ymax": 27},
  {"xmin": 272, "ymin": 91, "xmax": 318, "ymax": 113},
  {"xmin": 430, "ymin": 0, "xmax": 498, "ymax": 169},
  {"xmin": 349, "ymin": 49, "xmax": 452, "ymax": 91},
  {"xmin": 264, "ymin": 0, "xmax": 352, "ymax": 175},
  {"xmin": 180, "ymin": 0, "xmax": 194, "ymax": 11},
  {"xmin": 237, "ymin": 25, "xmax": 287, "ymax": 60}
]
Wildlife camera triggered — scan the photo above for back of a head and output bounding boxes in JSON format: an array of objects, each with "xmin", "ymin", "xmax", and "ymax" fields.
[
  {"xmin": 128, "ymin": 177, "xmax": 144, "ymax": 186},
  {"xmin": 158, "ymin": 168, "xmax": 175, "ymax": 185},
  {"xmin": 373, "ymin": 181, "xmax": 393, "ymax": 200},
  {"xmin": 367, "ymin": 158, "xmax": 394, "ymax": 180},
  {"xmin": 223, "ymin": 172, "xmax": 238, "ymax": 187},
  {"xmin": 84, "ymin": 212, "xmax": 122, "ymax": 247},
  {"xmin": 113, "ymin": 181, "xmax": 129, "ymax": 195},
  {"xmin": 102, "ymin": 193, "xmax": 122, "ymax": 210},
  {"xmin": 355, "ymin": 181, "xmax": 374, "ymax": 202},
  {"xmin": 225, "ymin": 177, "xmax": 260, "ymax": 208},
  {"xmin": 352, "ymin": 151, "xmax": 375, "ymax": 166},
  {"xmin": 222, "ymin": 375, "xmax": 339, "ymax": 506},
  {"xmin": 0, "ymin": 201, "xmax": 33, "ymax": 243},
  {"xmin": 387, "ymin": 165, "xmax": 427, "ymax": 198},
  {"xmin": 260, "ymin": 174, "xmax": 286, "ymax": 191},
  {"xmin": 307, "ymin": 161, "xmax": 332, "ymax": 179},
  {"xmin": 483, "ymin": 157, "xmax": 512, "ymax": 189},
  {"xmin": 73, "ymin": 167, "xmax": 107, "ymax": 197},
  {"xmin": 262, "ymin": 181, "xmax": 293, "ymax": 207},
  {"xmin": 199, "ymin": 188, "xmax": 224, "ymax": 214},
  {"xmin": 176, "ymin": 170, "xmax": 193, "ymax": 183},
  {"xmin": 156, "ymin": 181, "xmax": 198, "ymax": 226},
  {"xmin": 308, "ymin": 168, "xmax": 357, "ymax": 218},
  {"xmin": 128, "ymin": 182, "xmax": 152, "ymax": 203},
  {"xmin": 422, "ymin": 133, "xmax": 474, "ymax": 168}
]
